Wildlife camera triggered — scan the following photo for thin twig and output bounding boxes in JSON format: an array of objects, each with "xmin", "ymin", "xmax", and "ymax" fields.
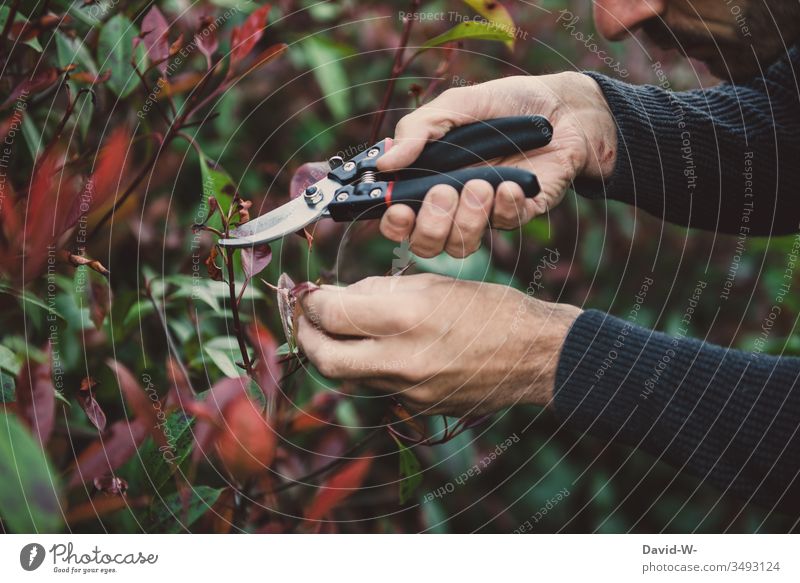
[{"xmin": 369, "ymin": 0, "xmax": 422, "ymax": 143}]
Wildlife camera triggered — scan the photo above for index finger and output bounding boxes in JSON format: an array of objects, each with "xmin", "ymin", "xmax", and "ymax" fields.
[{"xmin": 300, "ymin": 287, "xmax": 418, "ymax": 337}]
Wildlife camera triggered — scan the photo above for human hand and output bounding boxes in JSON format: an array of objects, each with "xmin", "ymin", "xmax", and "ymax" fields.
[
  {"xmin": 377, "ymin": 72, "xmax": 616, "ymax": 258},
  {"xmin": 295, "ymin": 274, "xmax": 582, "ymax": 416}
]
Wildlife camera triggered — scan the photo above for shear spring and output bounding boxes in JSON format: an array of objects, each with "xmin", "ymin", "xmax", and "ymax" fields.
[{"xmin": 359, "ymin": 170, "xmax": 376, "ymax": 184}]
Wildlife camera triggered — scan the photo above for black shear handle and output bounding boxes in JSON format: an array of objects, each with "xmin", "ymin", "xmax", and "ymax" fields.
[
  {"xmin": 327, "ymin": 167, "xmax": 539, "ymax": 221},
  {"xmin": 392, "ymin": 115, "xmax": 552, "ymax": 180}
]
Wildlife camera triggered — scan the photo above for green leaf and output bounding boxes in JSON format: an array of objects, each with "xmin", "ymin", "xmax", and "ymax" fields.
[
  {"xmin": 198, "ymin": 150, "xmax": 235, "ymax": 226},
  {"xmin": 275, "ymin": 342, "xmax": 298, "ymax": 357},
  {"xmin": 421, "ymin": 20, "xmax": 514, "ymax": 51},
  {"xmin": 55, "ymin": 31, "xmax": 96, "ymax": 138},
  {"xmin": 462, "ymin": 0, "xmax": 517, "ymax": 49},
  {"xmin": 0, "ymin": 345, "xmax": 19, "ymax": 375},
  {"xmin": 0, "ymin": 283, "xmax": 65, "ymax": 321},
  {"xmin": 204, "ymin": 340, "xmax": 243, "ymax": 378},
  {"xmin": 0, "ymin": 372, "xmax": 15, "ymax": 404},
  {"xmin": 148, "ymin": 486, "xmax": 223, "ymax": 533},
  {"xmin": 98, "ymin": 14, "xmax": 147, "ymax": 99},
  {"xmin": 0, "ymin": 413, "xmax": 63, "ymax": 533},
  {"xmin": 123, "ymin": 299, "xmax": 155, "ymax": 328},
  {"xmin": 137, "ymin": 412, "xmax": 194, "ymax": 493},
  {"xmin": 21, "ymin": 113, "xmax": 41, "ymax": 161},
  {"xmin": 300, "ymin": 36, "xmax": 351, "ymax": 120},
  {"xmin": 392, "ymin": 435, "xmax": 423, "ymax": 505}
]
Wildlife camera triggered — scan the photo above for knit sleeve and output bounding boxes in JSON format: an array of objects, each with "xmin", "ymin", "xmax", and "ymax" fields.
[
  {"xmin": 553, "ymin": 309, "xmax": 800, "ymax": 514},
  {"xmin": 574, "ymin": 45, "xmax": 800, "ymax": 236}
]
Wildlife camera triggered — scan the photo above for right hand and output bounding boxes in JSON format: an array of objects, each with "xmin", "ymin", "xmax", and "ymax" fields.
[{"xmin": 377, "ymin": 72, "xmax": 617, "ymax": 258}]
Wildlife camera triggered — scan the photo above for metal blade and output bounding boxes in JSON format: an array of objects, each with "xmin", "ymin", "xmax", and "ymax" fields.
[{"xmin": 217, "ymin": 177, "xmax": 338, "ymax": 248}]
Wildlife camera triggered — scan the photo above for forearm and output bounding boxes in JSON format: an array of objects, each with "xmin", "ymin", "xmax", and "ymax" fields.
[
  {"xmin": 553, "ymin": 309, "xmax": 800, "ymax": 514},
  {"xmin": 574, "ymin": 46, "xmax": 800, "ymax": 235}
]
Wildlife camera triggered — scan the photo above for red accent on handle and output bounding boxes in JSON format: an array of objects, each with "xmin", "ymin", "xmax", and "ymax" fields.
[{"xmin": 385, "ymin": 181, "xmax": 395, "ymax": 206}]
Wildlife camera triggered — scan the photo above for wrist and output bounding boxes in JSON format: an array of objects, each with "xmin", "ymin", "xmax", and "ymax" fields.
[
  {"xmin": 573, "ymin": 73, "xmax": 618, "ymax": 180},
  {"xmin": 520, "ymin": 301, "xmax": 583, "ymax": 407}
]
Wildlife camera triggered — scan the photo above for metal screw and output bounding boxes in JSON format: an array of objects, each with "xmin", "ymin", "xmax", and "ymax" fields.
[
  {"xmin": 336, "ymin": 192, "xmax": 349, "ymax": 202},
  {"xmin": 367, "ymin": 148, "xmax": 380, "ymax": 158},
  {"xmin": 304, "ymin": 185, "xmax": 322, "ymax": 205},
  {"xmin": 369, "ymin": 188, "xmax": 382, "ymax": 198},
  {"xmin": 343, "ymin": 161, "xmax": 356, "ymax": 172},
  {"xmin": 328, "ymin": 155, "xmax": 344, "ymax": 169}
]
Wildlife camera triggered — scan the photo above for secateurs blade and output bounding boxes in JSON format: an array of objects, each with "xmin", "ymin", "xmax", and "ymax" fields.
[{"xmin": 218, "ymin": 115, "xmax": 553, "ymax": 248}]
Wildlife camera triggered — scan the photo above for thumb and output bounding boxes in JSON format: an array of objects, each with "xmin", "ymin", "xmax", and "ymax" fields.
[{"xmin": 377, "ymin": 108, "xmax": 460, "ymax": 172}]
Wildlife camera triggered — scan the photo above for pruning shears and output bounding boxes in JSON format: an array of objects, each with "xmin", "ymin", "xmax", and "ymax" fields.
[{"xmin": 217, "ymin": 115, "xmax": 553, "ymax": 248}]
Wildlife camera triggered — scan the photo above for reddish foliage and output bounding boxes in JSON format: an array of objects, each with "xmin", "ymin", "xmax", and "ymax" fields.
[
  {"xmin": 15, "ymin": 346, "xmax": 56, "ymax": 446},
  {"xmin": 191, "ymin": 376, "xmax": 250, "ymax": 463},
  {"xmin": 106, "ymin": 359, "xmax": 168, "ymax": 449},
  {"xmin": 77, "ymin": 376, "xmax": 107, "ymax": 432},
  {"xmin": 140, "ymin": 6, "xmax": 171, "ymax": 75},
  {"xmin": 69, "ymin": 419, "xmax": 149, "ymax": 488},
  {"xmin": 304, "ymin": 456, "xmax": 373, "ymax": 522},
  {"xmin": 240, "ymin": 243, "xmax": 272, "ymax": 279},
  {"xmin": 246, "ymin": 320, "xmax": 281, "ymax": 402},
  {"xmin": 214, "ymin": 393, "xmax": 276, "ymax": 480},
  {"xmin": 229, "ymin": 4, "xmax": 271, "ymax": 68}
]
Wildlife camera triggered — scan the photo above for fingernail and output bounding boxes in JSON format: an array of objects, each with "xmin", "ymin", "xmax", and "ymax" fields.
[
  {"xmin": 387, "ymin": 211, "xmax": 410, "ymax": 228},
  {"xmin": 429, "ymin": 189, "xmax": 456, "ymax": 215},
  {"xmin": 464, "ymin": 186, "xmax": 486, "ymax": 209}
]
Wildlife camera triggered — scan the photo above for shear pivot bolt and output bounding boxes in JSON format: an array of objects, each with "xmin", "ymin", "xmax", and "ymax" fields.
[
  {"xmin": 304, "ymin": 185, "xmax": 323, "ymax": 205},
  {"xmin": 367, "ymin": 148, "xmax": 380, "ymax": 158},
  {"xmin": 369, "ymin": 188, "xmax": 382, "ymax": 198},
  {"xmin": 343, "ymin": 161, "xmax": 356, "ymax": 172},
  {"xmin": 336, "ymin": 192, "xmax": 349, "ymax": 202}
]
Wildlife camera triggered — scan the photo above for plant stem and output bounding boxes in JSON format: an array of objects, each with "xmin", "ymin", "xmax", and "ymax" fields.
[
  {"xmin": 224, "ymin": 246, "xmax": 253, "ymax": 376},
  {"xmin": 369, "ymin": 0, "xmax": 422, "ymax": 143}
]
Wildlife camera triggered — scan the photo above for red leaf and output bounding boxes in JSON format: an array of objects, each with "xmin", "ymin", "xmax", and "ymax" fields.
[
  {"xmin": 86, "ymin": 127, "xmax": 131, "ymax": 212},
  {"xmin": 229, "ymin": 4, "xmax": 271, "ymax": 68},
  {"xmin": 289, "ymin": 161, "xmax": 329, "ymax": 200},
  {"xmin": 24, "ymin": 149, "xmax": 73, "ymax": 278},
  {"xmin": 164, "ymin": 357, "xmax": 193, "ymax": 409},
  {"xmin": 15, "ymin": 346, "xmax": 56, "ymax": 445},
  {"xmin": 191, "ymin": 376, "xmax": 250, "ymax": 463},
  {"xmin": 0, "ymin": 68, "xmax": 60, "ymax": 111},
  {"xmin": 106, "ymin": 359, "xmax": 167, "ymax": 449},
  {"xmin": 77, "ymin": 376, "xmax": 107, "ymax": 432},
  {"xmin": 214, "ymin": 393, "xmax": 276, "ymax": 480},
  {"xmin": 246, "ymin": 320, "xmax": 280, "ymax": 402},
  {"xmin": 141, "ymin": 6, "xmax": 171, "ymax": 75},
  {"xmin": 304, "ymin": 456, "xmax": 373, "ymax": 521},
  {"xmin": 241, "ymin": 243, "xmax": 272, "ymax": 279},
  {"xmin": 68, "ymin": 419, "xmax": 148, "ymax": 488},
  {"xmin": 195, "ymin": 15, "xmax": 219, "ymax": 63}
]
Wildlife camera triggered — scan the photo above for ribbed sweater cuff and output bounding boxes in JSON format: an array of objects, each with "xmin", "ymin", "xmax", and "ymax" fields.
[{"xmin": 552, "ymin": 309, "xmax": 668, "ymax": 441}]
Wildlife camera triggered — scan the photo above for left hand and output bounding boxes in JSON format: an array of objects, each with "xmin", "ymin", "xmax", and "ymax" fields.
[{"xmin": 295, "ymin": 274, "xmax": 582, "ymax": 416}]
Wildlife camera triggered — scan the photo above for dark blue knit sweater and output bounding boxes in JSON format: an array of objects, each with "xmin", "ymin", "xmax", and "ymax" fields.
[{"xmin": 554, "ymin": 45, "xmax": 800, "ymax": 515}]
